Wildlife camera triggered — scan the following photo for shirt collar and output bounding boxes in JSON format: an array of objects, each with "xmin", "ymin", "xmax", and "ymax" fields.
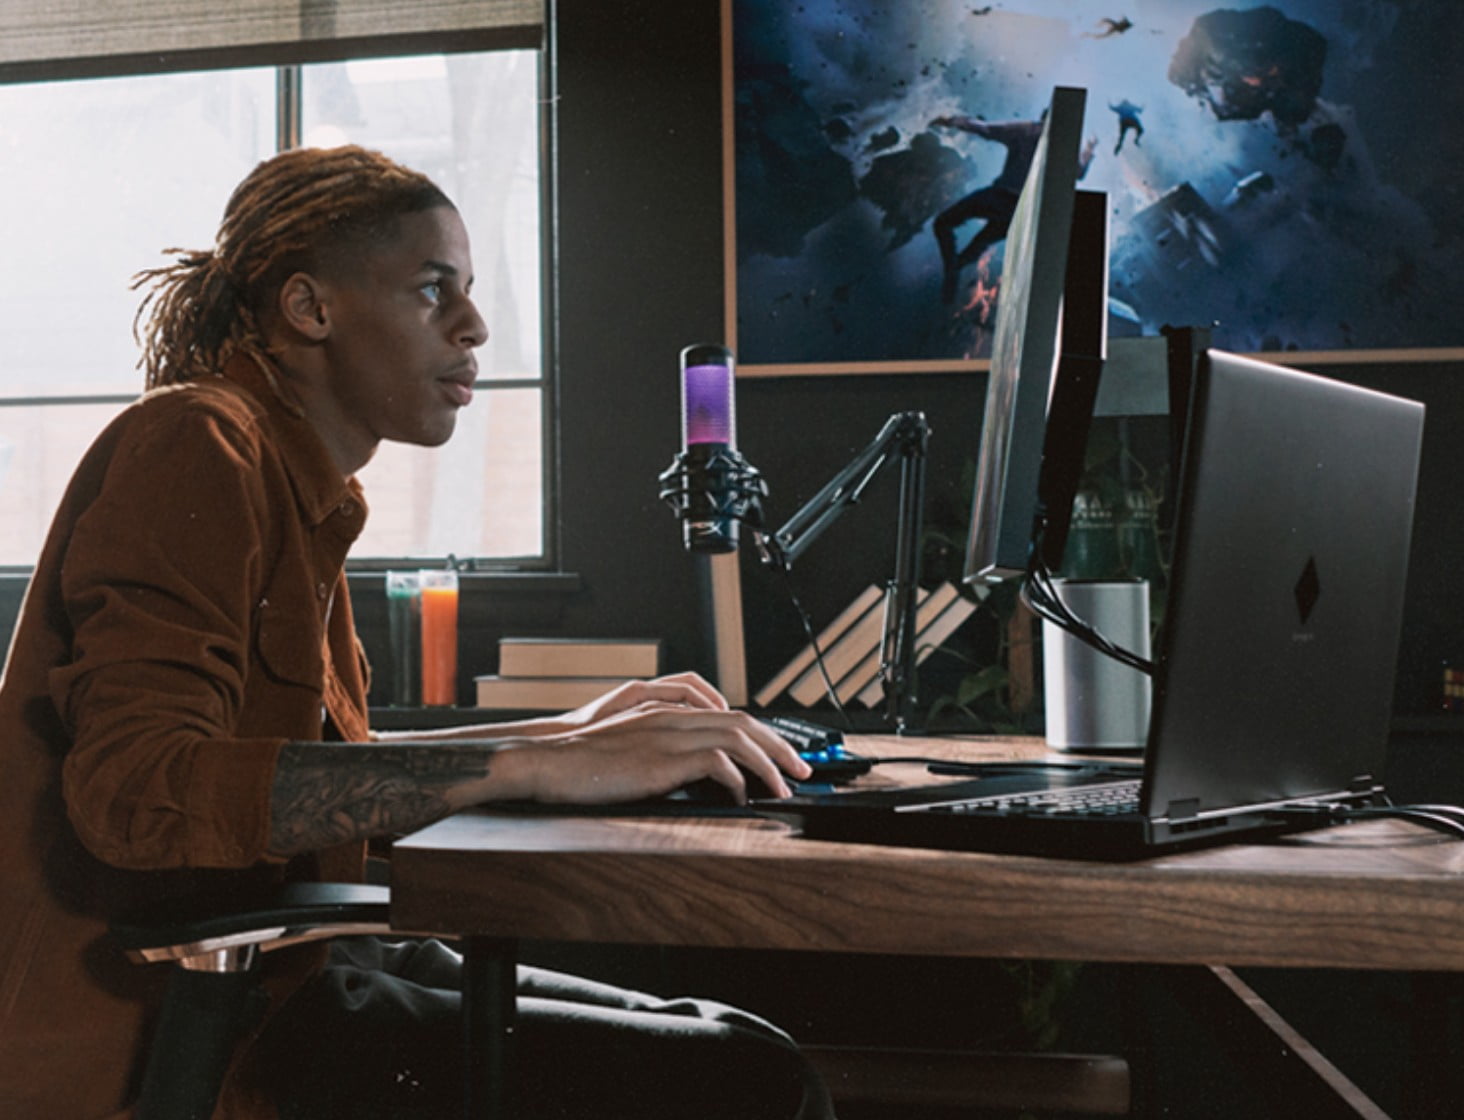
[{"xmin": 218, "ymin": 351, "xmax": 366, "ymax": 530}]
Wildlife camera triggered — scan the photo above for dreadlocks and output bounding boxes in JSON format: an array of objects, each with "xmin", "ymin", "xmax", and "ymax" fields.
[{"xmin": 132, "ymin": 145, "xmax": 452, "ymax": 389}]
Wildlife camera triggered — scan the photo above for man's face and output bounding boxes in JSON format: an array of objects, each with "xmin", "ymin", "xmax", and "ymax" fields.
[{"xmin": 315, "ymin": 205, "xmax": 488, "ymax": 460}]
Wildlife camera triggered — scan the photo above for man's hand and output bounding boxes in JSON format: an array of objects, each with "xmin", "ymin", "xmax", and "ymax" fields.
[
  {"xmin": 406, "ymin": 672, "xmax": 735, "ymax": 745},
  {"xmin": 555, "ymin": 671, "xmax": 729, "ymax": 728},
  {"xmin": 510, "ymin": 703, "xmax": 812, "ymax": 806},
  {"xmin": 270, "ymin": 674, "xmax": 813, "ymax": 856},
  {"xmin": 930, "ymin": 114, "xmax": 983, "ymax": 132}
]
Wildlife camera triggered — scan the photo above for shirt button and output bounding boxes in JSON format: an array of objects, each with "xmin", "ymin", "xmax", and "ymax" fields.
[
  {"xmin": 316, "ymin": 582, "xmax": 328, "ymax": 600},
  {"xmin": 339, "ymin": 500, "xmax": 356, "ymax": 517}
]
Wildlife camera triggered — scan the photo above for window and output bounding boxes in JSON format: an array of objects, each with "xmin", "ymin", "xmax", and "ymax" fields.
[{"xmin": 0, "ymin": 50, "xmax": 547, "ymax": 567}]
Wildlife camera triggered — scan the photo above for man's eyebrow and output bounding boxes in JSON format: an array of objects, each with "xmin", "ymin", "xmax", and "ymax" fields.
[{"xmin": 419, "ymin": 259, "xmax": 474, "ymax": 289}]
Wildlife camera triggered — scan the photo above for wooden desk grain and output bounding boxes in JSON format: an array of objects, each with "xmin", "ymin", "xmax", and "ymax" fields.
[{"xmin": 390, "ymin": 735, "xmax": 1464, "ymax": 973}]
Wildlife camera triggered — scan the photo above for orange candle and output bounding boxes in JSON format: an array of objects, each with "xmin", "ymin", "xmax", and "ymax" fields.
[{"xmin": 419, "ymin": 570, "xmax": 459, "ymax": 706}]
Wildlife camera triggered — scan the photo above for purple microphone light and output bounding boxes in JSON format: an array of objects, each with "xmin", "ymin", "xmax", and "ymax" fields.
[{"xmin": 682, "ymin": 359, "xmax": 735, "ymax": 448}]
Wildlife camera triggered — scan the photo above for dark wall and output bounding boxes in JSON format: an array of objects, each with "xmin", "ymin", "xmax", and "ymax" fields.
[
  {"xmin": 545, "ymin": 1, "xmax": 990, "ymax": 694},
  {"xmin": 546, "ymin": 0, "xmax": 991, "ymax": 703},
  {"xmin": 550, "ymin": 0, "xmax": 728, "ymax": 675},
  {"xmin": 734, "ymin": 372, "xmax": 984, "ymax": 703},
  {"xmin": 4, "ymin": 0, "xmax": 1464, "ymax": 728},
  {"xmin": 545, "ymin": 0, "xmax": 1464, "ymax": 721},
  {"xmin": 1322, "ymin": 361, "xmax": 1464, "ymax": 717}
]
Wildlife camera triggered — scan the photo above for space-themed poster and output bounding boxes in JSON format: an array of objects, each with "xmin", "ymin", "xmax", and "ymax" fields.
[{"xmin": 728, "ymin": 0, "xmax": 1464, "ymax": 369}]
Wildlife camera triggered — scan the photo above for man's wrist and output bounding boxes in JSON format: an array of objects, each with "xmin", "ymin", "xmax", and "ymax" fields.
[{"xmin": 448, "ymin": 739, "xmax": 540, "ymax": 806}]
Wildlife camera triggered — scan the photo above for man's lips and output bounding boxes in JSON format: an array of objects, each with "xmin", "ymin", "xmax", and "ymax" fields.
[
  {"xmin": 440, "ymin": 366, "xmax": 477, "ymax": 407},
  {"xmin": 440, "ymin": 379, "xmax": 474, "ymax": 407}
]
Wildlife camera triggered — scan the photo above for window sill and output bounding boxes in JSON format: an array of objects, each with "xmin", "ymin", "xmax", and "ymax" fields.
[{"xmin": 347, "ymin": 570, "xmax": 582, "ymax": 594}]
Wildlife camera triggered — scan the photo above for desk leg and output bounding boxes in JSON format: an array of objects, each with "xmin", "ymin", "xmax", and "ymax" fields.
[
  {"xmin": 1163, "ymin": 964, "xmax": 1389, "ymax": 1118},
  {"xmin": 463, "ymin": 936, "xmax": 518, "ymax": 1120}
]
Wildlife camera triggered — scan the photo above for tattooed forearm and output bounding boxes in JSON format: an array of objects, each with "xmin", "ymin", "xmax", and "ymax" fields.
[{"xmin": 268, "ymin": 741, "xmax": 498, "ymax": 855}]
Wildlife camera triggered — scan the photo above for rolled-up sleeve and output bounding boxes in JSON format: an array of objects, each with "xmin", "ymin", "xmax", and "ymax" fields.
[{"xmin": 54, "ymin": 397, "xmax": 298, "ymax": 870}]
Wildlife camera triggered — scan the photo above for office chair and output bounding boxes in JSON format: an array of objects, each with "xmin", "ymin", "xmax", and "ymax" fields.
[
  {"xmin": 110, "ymin": 882, "xmax": 392, "ymax": 1119},
  {"xmin": 114, "ymin": 880, "xmax": 1131, "ymax": 1119}
]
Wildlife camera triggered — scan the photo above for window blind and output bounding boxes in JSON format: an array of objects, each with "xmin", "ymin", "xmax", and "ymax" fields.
[{"xmin": 0, "ymin": 0, "xmax": 544, "ymax": 81}]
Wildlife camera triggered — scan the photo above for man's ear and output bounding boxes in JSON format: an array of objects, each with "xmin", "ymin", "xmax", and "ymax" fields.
[{"xmin": 276, "ymin": 272, "xmax": 332, "ymax": 341}]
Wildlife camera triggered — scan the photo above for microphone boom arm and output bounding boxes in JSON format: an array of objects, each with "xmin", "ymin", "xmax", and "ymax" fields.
[{"xmin": 755, "ymin": 411, "xmax": 931, "ymax": 733}]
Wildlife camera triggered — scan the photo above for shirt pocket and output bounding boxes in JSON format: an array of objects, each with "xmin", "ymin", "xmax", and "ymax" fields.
[{"xmin": 254, "ymin": 582, "xmax": 325, "ymax": 691}]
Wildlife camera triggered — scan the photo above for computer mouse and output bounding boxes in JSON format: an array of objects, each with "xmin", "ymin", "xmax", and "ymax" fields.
[
  {"xmin": 669, "ymin": 744, "xmax": 875, "ymax": 804},
  {"xmin": 756, "ymin": 716, "xmax": 873, "ymax": 783},
  {"xmin": 670, "ymin": 768, "xmax": 781, "ymax": 806}
]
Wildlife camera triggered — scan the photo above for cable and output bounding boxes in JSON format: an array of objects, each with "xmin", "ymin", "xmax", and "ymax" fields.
[
  {"xmin": 776, "ymin": 567, "xmax": 855, "ymax": 729},
  {"xmin": 1274, "ymin": 801, "xmax": 1464, "ymax": 841},
  {"xmin": 1382, "ymin": 801, "xmax": 1464, "ymax": 827},
  {"xmin": 1343, "ymin": 807, "xmax": 1464, "ymax": 840},
  {"xmin": 1025, "ymin": 558, "xmax": 1154, "ymax": 672},
  {"xmin": 844, "ymin": 756, "xmax": 1138, "ymax": 780},
  {"xmin": 1021, "ymin": 538, "xmax": 1156, "ymax": 675},
  {"xmin": 887, "ymin": 756, "xmax": 1124, "ymax": 773},
  {"xmin": 923, "ymin": 759, "xmax": 1139, "ymax": 777}
]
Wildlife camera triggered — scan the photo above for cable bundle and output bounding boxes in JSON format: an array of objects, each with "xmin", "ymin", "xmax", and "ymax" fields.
[{"xmin": 1020, "ymin": 541, "xmax": 1155, "ymax": 676}]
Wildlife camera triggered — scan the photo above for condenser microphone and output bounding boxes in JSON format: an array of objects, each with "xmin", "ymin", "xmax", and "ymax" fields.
[{"xmin": 658, "ymin": 343, "xmax": 767, "ymax": 553}]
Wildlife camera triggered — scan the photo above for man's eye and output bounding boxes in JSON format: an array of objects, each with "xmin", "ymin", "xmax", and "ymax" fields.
[{"xmin": 422, "ymin": 281, "xmax": 443, "ymax": 302}]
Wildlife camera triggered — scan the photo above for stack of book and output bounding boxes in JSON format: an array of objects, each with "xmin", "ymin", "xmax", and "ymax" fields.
[
  {"xmin": 474, "ymin": 637, "xmax": 662, "ymax": 710},
  {"xmin": 754, "ymin": 582, "xmax": 979, "ymax": 710}
]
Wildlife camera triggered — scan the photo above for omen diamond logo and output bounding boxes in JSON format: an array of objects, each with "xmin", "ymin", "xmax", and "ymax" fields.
[{"xmin": 1294, "ymin": 556, "xmax": 1320, "ymax": 624}]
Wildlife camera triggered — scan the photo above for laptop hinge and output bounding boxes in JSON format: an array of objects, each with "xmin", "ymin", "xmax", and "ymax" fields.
[{"xmin": 1166, "ymin": 798, "xmax": 1201, "ymax": 822}]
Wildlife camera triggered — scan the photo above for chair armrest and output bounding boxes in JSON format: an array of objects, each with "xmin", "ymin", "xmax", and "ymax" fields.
[
  {"xmin": 110, "ymin": 883, "xmax": 396, "ymax": 1118},
  {"xmin": 111, "ymin": 882, "xmax": 392, "ymax": 968}
]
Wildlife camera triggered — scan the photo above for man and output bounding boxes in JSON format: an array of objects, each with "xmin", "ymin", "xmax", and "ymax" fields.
[
  {"xmin": 1109, "ymin": 99, "xmax": 1144, "ymax": 154},
  {"xmin": 929, "ymin": 111, "xmax": 1096, "ymax": 304},
  {"xmin": 0, "ymin": 146, "xmax": 830, "ymax": 1118}
]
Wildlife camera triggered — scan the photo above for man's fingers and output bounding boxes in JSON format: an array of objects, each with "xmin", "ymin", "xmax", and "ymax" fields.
[
  {"xmin": 653, "ymin": 671, "xmax": 729, "ymax": 710},
  {"xmin": 609, "ymin": 673, "xmax": 728, "ymax": 712},
  {"xmin": 621, "ymin": 708, "xmax": 812, "ymax": 781}
]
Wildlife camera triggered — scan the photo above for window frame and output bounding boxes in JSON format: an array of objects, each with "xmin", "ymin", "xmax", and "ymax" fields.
[{"xmin": 0, "ymin": 39, "xmax": 560, "ymax": 576}]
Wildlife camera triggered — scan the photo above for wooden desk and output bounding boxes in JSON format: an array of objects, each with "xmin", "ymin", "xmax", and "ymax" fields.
[{"xmin": 389, "ymin": 735, "xmax": 1464, "ymax": 1116}]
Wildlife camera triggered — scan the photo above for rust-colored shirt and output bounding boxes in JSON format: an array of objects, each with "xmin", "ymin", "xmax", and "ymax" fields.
[{"xmin": 0, "ymin": 354, "xmax": 372, "ymax": 1118}]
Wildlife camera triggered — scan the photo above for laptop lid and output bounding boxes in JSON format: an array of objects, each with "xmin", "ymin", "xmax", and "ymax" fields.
[
  {"xmin": 776, "ymin": 348, "xmax": 1423, "ymax": 860},
  {"xmin": 1141, "ymin": 349, "xmax": 1424, "ymax": 827}
]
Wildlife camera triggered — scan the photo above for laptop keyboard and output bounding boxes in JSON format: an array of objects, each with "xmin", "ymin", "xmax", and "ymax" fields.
[{"xmin": 920, "ymin": 778, "xmax": 1143, "ymax": 816}]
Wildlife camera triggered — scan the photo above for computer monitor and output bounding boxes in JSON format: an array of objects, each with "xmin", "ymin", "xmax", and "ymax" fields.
[{"xmin": 962, "ymin": 85, "xmax": 1109, "ymax": 587}]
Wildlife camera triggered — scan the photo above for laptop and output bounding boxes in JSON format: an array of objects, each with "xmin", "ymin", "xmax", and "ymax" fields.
[{"xmin": 773, "ymin": 350, "xmax": 1426, "ymax": 860}]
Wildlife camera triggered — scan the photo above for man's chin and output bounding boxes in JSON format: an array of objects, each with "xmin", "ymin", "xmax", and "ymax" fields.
[{"xmin": 406, "ymin": 416, "xmax": 460, "ymax": 448}]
